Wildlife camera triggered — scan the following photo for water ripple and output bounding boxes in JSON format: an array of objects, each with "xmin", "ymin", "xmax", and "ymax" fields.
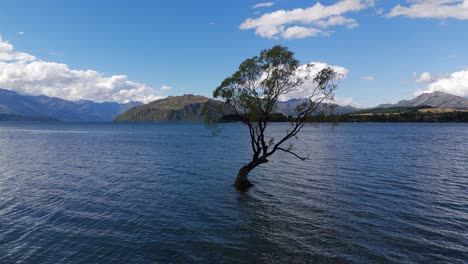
[{"xmin": 0, "ymin": 122, "xmax": 467, "ymax": 263}]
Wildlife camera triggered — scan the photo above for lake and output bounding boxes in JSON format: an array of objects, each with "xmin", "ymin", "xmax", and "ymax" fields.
[{"xmin": 0, "ymin": 122, "xmax": 467, "ymax": 263}]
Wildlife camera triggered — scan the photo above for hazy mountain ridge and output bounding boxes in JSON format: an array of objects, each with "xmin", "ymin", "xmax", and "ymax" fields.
[
  {"xmin": 0, "ymin": 113, "xmax": 58, "ymax": 122},
  {"xmin": 114, "ymin": 95, "xmax": 359, "ymax": 122},
  {"xmin": 0, "ymin": 88, "xmax": 141, "ymax": 122},
  {"xmin": 275, "ymin": 98, "xmax": 359, "ymax": 116},
  {"xmin": 377, "ymin": 91, "xmax": 468, "ymax": 109}
]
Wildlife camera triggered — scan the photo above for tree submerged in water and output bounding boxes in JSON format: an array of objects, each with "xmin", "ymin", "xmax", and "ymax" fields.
[{"xmin": 208, "ymin": 45, "xmax": 340, "ymax": 191}]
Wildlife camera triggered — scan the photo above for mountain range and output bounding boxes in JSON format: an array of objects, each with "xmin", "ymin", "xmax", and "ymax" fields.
[
  {"xmin": 377, "ymin": 91, "xmax": 468, "ymax": 109},
  {"xmin": 114, "ymin": 91, "xmax": 468, "ymax": 122},
  {"xmin": 1, "ymin": 88, "xmax": 467, "ymax": 122},
  {"xmin": 0, "ymin": 88, "xmax": 141, "ymax": 122},
  {"xmin": 113, "ymin": 94, "xmax": 362, "ymax": 122}
]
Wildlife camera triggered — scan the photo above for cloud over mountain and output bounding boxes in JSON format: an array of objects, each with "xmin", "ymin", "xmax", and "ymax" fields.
[
  {"xmin": 415, "ymin": 69, "xmax": 468, "ymax": 97},
  {"xmin": 0, "ymin": 35, "xmax": 164, "ymax": 103}
]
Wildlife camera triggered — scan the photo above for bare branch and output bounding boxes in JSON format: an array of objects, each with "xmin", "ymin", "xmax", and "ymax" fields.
[{"xmin": 277, "ymin": 147, "xmax": 309, "ymax": 161}]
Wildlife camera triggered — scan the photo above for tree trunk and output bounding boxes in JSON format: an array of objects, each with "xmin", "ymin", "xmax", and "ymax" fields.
[{"xmin": 234, "ymin": 161, "xmax": 263, "ymax": 191}]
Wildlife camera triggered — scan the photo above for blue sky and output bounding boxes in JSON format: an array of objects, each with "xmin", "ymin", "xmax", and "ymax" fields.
[{"xmin": 0, "ymin": 0, "xmax": 467, "ymax": 106}]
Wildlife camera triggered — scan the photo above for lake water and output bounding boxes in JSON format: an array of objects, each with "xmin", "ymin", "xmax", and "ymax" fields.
[{"xmin": 0, "ymin": 122, "xmax": 467, "ymax": 263}]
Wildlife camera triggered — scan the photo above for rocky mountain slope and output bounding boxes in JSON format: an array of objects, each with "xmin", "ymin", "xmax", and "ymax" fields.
[{"xmin": 114, "ymin": 94, "xmax": 216, "ymax": 122}]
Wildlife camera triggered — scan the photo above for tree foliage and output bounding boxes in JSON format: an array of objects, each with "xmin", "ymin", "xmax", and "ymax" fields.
[{"xmin": 207, "ymin": 45, "xmax": 340, "ymax": 190}]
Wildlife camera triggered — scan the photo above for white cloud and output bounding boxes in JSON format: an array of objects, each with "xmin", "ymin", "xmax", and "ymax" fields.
[
  {"xmin": 281, "ymin": 26, "xmax": 323, "ymax": 39},
  {"xmin": 388, "ymin": 0, "xmax": 468, "ymax": 19},
  {"xmin": 253, "ymin": 2, "xmax": 275, "ymax": 9},
  {"xmin": 0, "ymin": 35, "xmax": 36, "ymax": 61},
  {"xmin": 414, "ymin": 72, "xmax": 434, "ymax": 83},
  {"xmin": 0, "ymin": 35, "xmax": 165, "ymax": 103},
  {"xmin": 361, "ymin": 76, "xmax": 375, "ymax": 81},
  {"xmin": 240, "ymin": 0, "xmax": 374, "ymax": 39},
  {"xmin": 334, "ymin": 96, "xmax": 358, "ymax": 107},
  {"xmin": 414, "ymin": 69, "xmax": 468, "ymax": 97},
  {"xmin": 160, "ymin": 85, "xmax": 173, "ymax": 91},
  {"xmin": 18, "ymin": 32, "xmax": 25, "ymax": 35},
  {"xmin": 279, "ymin": 62, "xmax": 350, "ymax": 100},
  {"xmin": 413, "ymin": 71, "xmax": 450, "ymax": 83},
  {"xmin": 314, "ymin": 15, "xmax": 358, "ymax": 28}
]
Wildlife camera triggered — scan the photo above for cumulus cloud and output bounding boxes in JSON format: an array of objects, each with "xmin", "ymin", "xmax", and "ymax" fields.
[
  {"xmin": 387, "ymin": 0, "xmax": 468, "ymax": 19},
  {"xmin": 361, "ymin": 76, "xmax": 375, "ymax": 81},
  {"xmin": 0, "ymin": 35, "xmax": 36, "ymax": 61},
  {"xmin": 279, "ymin": 62, "xmax": 350, "ymax": 101},
  {"xmin": 253, "ymin": 2, "xmax": 275, "ymax": 9},
  {"xmin": 415, "ymin": 69, "xmax": 468, "ymax": 97},
  {"xmin": 240, "ymin": 0, "xmax": 374, "ymax": 39},
  {"xmin": 0, "ymin": 35, "xmax": 165, "ymax": 103}
]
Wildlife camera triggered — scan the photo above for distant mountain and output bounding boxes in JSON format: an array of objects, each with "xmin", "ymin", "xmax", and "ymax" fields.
[
  {"xmin": 275, "ymin": 98, "xmax": 359, "ymax": 116},
  {"xmin": 0, "ymin": 113, "xmax": 58, "ymax": 122},
  {"xmin": 114, "ymin": 94, "xmax": 217, "ymax": 122},
  {"xmin": 115, "ymin": 94, "xmax": 358, "ymax": 122},
  {"xmin": 377, "ymin": 91, "xmax": 468, "ymax": 109},
  {"xmin": 0, "ymin": 88, "xmax": 141, "ymax": 122}
]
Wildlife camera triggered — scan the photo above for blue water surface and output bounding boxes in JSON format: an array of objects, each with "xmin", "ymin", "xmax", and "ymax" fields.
[{"xmin": 0, "ymin": 122, "xmax": 467, "ymax": 263}]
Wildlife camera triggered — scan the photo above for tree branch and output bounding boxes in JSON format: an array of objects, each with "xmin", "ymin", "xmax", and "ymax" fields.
[{"xmin": 276, "ymin": 147, "xmax": 309, "ymax": 161}]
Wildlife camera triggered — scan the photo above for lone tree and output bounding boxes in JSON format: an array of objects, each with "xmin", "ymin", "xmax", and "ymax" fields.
[{"xmin": 210, "ymin": 45, "xmax": 340, "ymax": 191}]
